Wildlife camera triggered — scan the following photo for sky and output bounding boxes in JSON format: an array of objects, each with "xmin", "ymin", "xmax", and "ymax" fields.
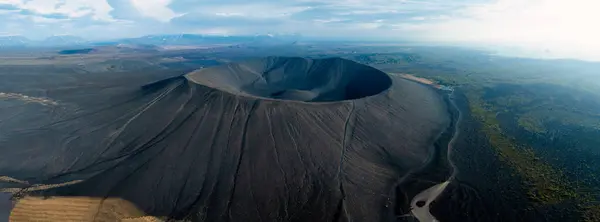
[{"xmin": 0, "ymin": 0, "xmax": 599, "ymax": 60}]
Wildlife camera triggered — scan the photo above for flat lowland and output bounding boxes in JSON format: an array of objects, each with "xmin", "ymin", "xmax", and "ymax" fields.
[{"xmin": 0, "ymin": 56, "xmax": 449, "ymax": 221}]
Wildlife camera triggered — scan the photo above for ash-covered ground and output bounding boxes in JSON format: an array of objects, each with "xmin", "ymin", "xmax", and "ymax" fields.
[{"xmin": 0, "ymin": 55, "xmax": 450, "ymax": 221}]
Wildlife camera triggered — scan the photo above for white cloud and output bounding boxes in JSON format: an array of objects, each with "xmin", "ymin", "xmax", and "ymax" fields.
[
  {"xmin": 355, "ymin": 22, "xmax": 383, "ymax": 29},
  {"xmin": 192, "ymin": 28, "xmax": 233, "ymax": 36},
  {"xmin": 130, "ymin": 0, "xmax": 180, "ymax": 22},
  {"xmin": 214, "ymin": 12, "xmax": 244, "ymax": 17},
  {"xmin": 335, "ymin": 8, "xmax": 399, "ymax": 15},
  {"xmin": 312, "ymin": 18, "xmax": 347, "ymax": 24},
  {"xmin": 0, "ymin": 10, "xmax": 15, "ymax": 15},
  {"xmin": 31, "ymin": 16, "xmax": 66, "ymax": 23},
  {"xmin": 0, "ymin": 0, "xmax": 114, "ymax": 20},
  {"xmin": 418, "ymin": 0, "xmax": 600, "ymax": 49},
  {"xmin": 198, "ymin": 4, "xmax": 311, "ymax": 19},
  {"xmin": 410, "ymin": 16, "xmax": 426, "ymax": 21},
  {"xmin": 301, "ymin": 0, "xmax": 466, "ymax": 15},
  {"xmin": 0, "ymin": 0, "xmax": 598, "ymax": 60}
]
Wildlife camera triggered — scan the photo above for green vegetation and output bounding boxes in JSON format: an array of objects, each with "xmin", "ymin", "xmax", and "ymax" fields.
[
  {"xmin": 481, "ymin": 86, "xmax": 600, "ymax": 134},
  {"xmin": 466, "ymin": 90, "xmax": 579, "ymax": 204},
  {"xmin": 519, "ymin": 109, "xmax": 600, "ymax": 132},
  {"xmin": 583, "ymin": 205, "xmax": 600, "ymax": 222},
  {"xmin": 345, "ymin": 46, "xmax": 600, "ymax": 219},
  {"xmin": 517, "ymin": 114, "xmax": 547, "ymax": 134}
]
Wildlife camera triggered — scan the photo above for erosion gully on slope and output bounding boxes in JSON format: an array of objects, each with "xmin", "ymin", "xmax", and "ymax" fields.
[{"xmin": 409, "ymin": 89, "xmax": 462, "ymax": 222}]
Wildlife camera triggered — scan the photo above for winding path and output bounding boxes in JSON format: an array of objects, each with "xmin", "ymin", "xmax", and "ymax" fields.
[{"xmin": 410, "ymin": 90, "xmax": 462, "ymax": 222}]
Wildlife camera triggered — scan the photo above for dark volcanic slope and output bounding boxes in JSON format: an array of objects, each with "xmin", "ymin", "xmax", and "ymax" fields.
[{"xmin": 0, "ymin": 57, "xmax": 448, "ymax": 221}]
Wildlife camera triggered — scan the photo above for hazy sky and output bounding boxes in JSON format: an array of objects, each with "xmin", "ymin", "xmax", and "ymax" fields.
[{"xmin": 0, "ymin": 0, "xmax": 599, "ymax": 59}]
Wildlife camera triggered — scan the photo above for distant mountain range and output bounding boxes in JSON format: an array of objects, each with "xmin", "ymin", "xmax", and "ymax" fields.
[
  {"xmin": 0, "ymin": 35, "xmax": 89, "ymax": 48},
  {"xmin": 0, "ymin": 34, "xmax": 301, "ymax": 48},
  {"xmin": 104, "ymin": 34, "xmax": 301, "ymax": 47},
  {"xmin": 43, "ymin": 35, "xmax": 87, "ymax": 46},
  {"xmin": 0, "ymin": 36, "xmax": 32, "ymax": 47}
]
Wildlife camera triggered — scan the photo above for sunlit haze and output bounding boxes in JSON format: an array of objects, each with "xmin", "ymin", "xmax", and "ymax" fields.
[{"xmin": 0, "ymin": 0, "xmax": 599, "ymax": 60}]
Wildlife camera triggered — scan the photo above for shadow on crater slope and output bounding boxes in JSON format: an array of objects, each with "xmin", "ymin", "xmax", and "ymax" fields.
[
  {"xmin": 186, "ymin": 57, "xmax": 392, "ymax": 102},
  {"xmin": 0, "ymin": 57, "xmax": 449, "ymax": 221}
]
